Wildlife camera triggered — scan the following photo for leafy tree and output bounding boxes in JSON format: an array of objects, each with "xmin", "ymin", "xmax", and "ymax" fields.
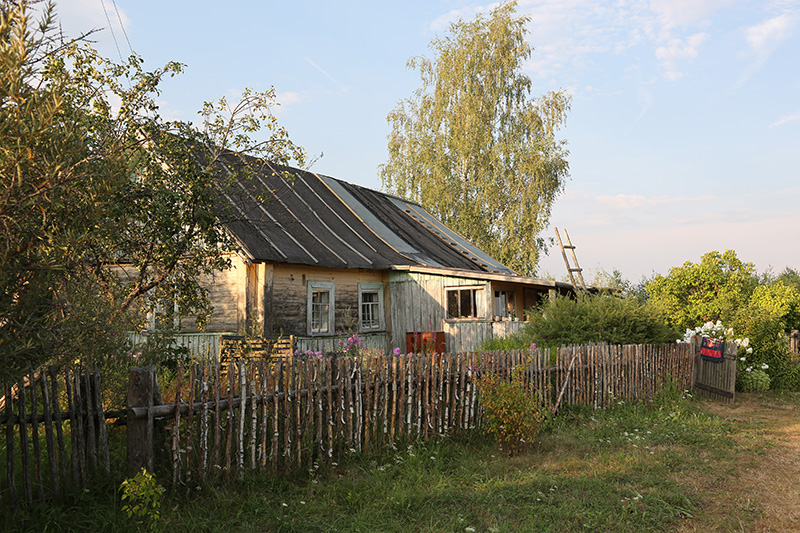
[
  {"xmin": 0, "ymin": 1, "xmax": 303, "ymax": 378},
  {"xmin": 645, "ymin": 250, "xmax": 757, "ymax": 331},
  {"xmin": 380, "ymin": 1, "xmax": 570, "ymax": 275}
]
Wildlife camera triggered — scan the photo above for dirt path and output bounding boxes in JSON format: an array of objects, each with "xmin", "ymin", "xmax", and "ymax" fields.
[{"xmin": 690, "ymin": 394, "xmax": 800, "ymax": 532}]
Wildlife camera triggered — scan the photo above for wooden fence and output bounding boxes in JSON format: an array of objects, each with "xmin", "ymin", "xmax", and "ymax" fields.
[
  {"xmin": 692, "ymin": 336, "xmax": 738, "ymax": 403},
  {"xmin": 1, "ymin": 342, "xmax": 696, "ymax": 506},
  {"xmin": 126, "ymin": 343, "xmax": 695, "ymax": 483},
  {"xmin": 0, "ymin": 366, "xmax": 112, "ymax": 507}
]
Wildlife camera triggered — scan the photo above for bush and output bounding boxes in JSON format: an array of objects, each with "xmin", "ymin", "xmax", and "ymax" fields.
[
  {"xmin": 522, "ymin": 294, "xmax": 679, "ymax": 349},
  {"xmin": 737, "ymin": 369, "xmax": 771, "ymax": 392},
  {"xmin": 734, "ymin": 303, "xmax": 800, "ymax": 391},
  {"xmin": 476, "ymin": 359, "xmax": 546, "ymax": 456}
]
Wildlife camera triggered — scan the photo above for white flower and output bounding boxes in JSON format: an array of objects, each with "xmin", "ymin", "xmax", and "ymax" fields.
[
  {"xmin": 746, "ymin": 367, "xmax": 752, "ymax": 372},
  {"xmin": 746, "ymin": 348, "xmax": 753, "ymax": 354},
  {"xmin": 740, "ymin": 357, "xmax": 746, "ymax": 361},
  {"xmin": 465, "ymin": 528, "xmax": 476, "ymax": 532},
  {"xmin": 761, "ymin": 363, "xmax": 769, "ymax": 370}
]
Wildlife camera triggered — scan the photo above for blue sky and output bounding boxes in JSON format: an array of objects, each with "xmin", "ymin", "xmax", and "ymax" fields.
[{"xmin": 56, "ymin": 0, "xmax": 800, "ymax": 282}]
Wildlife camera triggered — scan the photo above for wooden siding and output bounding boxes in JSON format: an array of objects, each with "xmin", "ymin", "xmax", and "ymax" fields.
[
  {"xmin": 444, "ymin": 321, "xmax": 527, "ymax": 353},
  {"xmin": 388, "ymin": 271, "xmax": 544, "ymax": 353},
  {"xmin": 268, "ymin": 264, "xmax": 386, "ymax": 339},
  {"xmin": 181, "ymin": 254, "xmax": 247, "ymax": 333}
]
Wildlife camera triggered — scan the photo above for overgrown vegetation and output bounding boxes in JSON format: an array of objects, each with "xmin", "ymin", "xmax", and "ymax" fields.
[
  {"xmin": 0, "ymin": 1, "xmax": 304, "ymax": 380},
  {"xmin": 482, "ymin": 293, "xmax": 678, "ymax": 351},
  {"xmin": 7, "ymin": 388, "xmax": 787, "ymax": 532},
  {"xmin": 647, "ymin": 250, "xmax": 800, "ymax": 391},
  {"xmin": 477, "ymin": 356, "xmax": 547, "ymax": 455}
]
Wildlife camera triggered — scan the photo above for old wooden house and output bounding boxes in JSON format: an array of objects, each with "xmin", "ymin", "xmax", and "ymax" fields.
[{"xmin": 174, "ymin": 162, "xmax": 578, "ymax": 355}]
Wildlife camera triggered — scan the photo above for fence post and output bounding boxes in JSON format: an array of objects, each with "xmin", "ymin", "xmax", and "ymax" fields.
[{"xmin": 127, "ymin": 366, "xmax": 158, "ymax": 476}]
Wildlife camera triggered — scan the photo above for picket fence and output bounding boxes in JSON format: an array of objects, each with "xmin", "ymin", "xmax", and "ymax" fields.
[{"xmin": 1, "ymin": 343, "xmax": 696, "ymax": 506}]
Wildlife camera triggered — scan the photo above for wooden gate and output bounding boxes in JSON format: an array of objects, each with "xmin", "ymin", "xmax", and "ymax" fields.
[{"xmin": 692, "ymin": 336, "xmax": 738, "ymax": 403}]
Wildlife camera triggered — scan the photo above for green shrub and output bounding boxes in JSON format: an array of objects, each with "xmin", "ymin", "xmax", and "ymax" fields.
[
  {"xmin": 734, "ymin": 302, "xmax": 800, "ymax": 391},
  {"xmin": 523, "ymin": 294, "xmax": 679, "ymax": 349},
  {"xmin": 120, "ymin": 468, "xmax": 165, "ymax": 532},
  {"xmin": 737, "ymin": 369, "xmax": 771, "ymax": 392},
  {"xmin": 476, "ymin": 359, "xmax": 546, "ymax": 456}
]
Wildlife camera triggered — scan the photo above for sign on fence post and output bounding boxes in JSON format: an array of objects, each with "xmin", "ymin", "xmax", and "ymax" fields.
[{"xmin": 127, "ymin": 366, "xmax": 158, "ymax": 476}]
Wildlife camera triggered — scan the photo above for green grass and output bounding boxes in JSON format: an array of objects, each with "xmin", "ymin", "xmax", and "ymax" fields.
[{"xmin": 3, "ymin": 390, "xmax": 768, "ymax": 532}]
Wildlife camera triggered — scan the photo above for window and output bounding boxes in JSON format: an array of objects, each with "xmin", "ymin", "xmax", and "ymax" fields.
[
  {"xmin": 307, "ymin": 281, "xmax": 335, "ymax": 335},
  {"xmin": 494, "ymin": 290, "xmax": 515, "ymax": 318},
  {"xmin": 446, "ymin": 286, "xmax": 484, "ymax": 319},
  {"xmin": 358, "ymin": 283, "xmax": 385, "ymax": 332}
]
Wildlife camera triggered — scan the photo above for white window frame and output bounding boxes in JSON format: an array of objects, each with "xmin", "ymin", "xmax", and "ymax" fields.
[
  {"xmin": 445, "ymin": 285, "xmax": 486, "ymax": 319},
  {"xmin": 307, "ymin": 281, "xmax": 335, "ymax": 336},
  {"xmin": 358, "ymin": 283, "xmax": 385, "ymax": 333}
]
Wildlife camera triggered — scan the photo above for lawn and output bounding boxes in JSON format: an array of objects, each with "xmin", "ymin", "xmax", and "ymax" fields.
[{"xmin": 6, "ymin": 388, "xmax": 796, "ymax": 532}]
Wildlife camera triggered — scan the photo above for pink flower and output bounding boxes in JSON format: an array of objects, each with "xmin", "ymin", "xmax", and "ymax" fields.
[{"xmin": 392, "ymin": 347, "xmax": 402, "ymax": 356}]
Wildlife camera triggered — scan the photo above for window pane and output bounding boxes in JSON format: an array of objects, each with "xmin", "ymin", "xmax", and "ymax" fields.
[
  {"xmin": 312, "ymin": 290, "xmax": 330, "ymax": 332},
  {"xmin": 447, "ymin": 290, "xmax": 459, "ymax": 318},
  {"xmin": 460, "ymin": 289, "xmax": 474, "ymax": 317}
]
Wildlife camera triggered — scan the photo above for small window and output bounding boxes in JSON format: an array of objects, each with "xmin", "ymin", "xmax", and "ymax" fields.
[
  {"xmin": 494, "ymin": 290, "xmax": 515, "ymax": 318},
  {"xmin": 358, "ymin": 283, "xmax": 385, "ymax": 332},
  {"xmin": 446, "ymin": 286, "xmax": 484, "ymax": 319},
  {"xmin": 307, "ymin": 281, "xmax": 335, "ymax": 335}
]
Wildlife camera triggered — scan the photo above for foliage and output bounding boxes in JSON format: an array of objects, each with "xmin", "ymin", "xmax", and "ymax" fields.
[
  {"xmin": 10, "ymin": 388, "xmax": 778, "ymax": 532},
  {"xmin": 521, "ymin": 294, "xmax": 679, "ymax": 348},
  {"xmin": 737, "ymin": 369, "xmax": 771, "ymax": 393},
  {"xmin": 0, "ymin": 1, "xmax": 304, "ymax": 379},
  {"xmin": 747, "ymin": 281, "xmax": 800, "ymax": 332},
  {"xmin": 381, "ymin": 1, "xmax": 570, "ymax": 275},
  {"xmin": 477, "ymin": 356, "xmax": 546, "ymax": 455},
  {"xmin": 646, "ymin": 250, "xmax": 757, "ymax": 331},
  {"xmin": 733, "ymin": 305, "xmax": 799, "ymax": 390},
  {"xmin": 120, "ymin": 468, "xmax": 166, "ymax": 532}
]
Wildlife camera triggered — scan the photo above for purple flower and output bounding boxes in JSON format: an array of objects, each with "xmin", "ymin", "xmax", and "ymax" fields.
[{"xmin": 392, "ymin": 347, "xmax": 402, "ymax": 356}]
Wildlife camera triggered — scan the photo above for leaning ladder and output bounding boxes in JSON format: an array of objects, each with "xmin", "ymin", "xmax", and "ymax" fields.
[{"xmin": 554, "ymin": 227, "xmax": 588, "ymax": 293}]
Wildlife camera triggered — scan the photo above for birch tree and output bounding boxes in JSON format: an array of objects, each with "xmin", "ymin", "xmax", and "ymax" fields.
[{"xmin": 381, "ymin": 1, "xmax": 570, "ymax": 275}]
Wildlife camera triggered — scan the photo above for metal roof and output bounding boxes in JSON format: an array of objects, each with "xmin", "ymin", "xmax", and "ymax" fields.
[{"xmin": 218, "ymin": 161, "xmax": 519, "ymax": 276}]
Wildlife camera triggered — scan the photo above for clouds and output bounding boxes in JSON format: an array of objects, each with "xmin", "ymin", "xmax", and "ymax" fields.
[
  {"xmin": 737, "ymin": 9, "xmax": 799, "ymax": 86},
  {"xmin": 771, "ymin": 111, "xmax": 800, "ymax": 127},
  {"xmin": 538, "ymin": 185, "xmax": 800, "ymax": 280},
  {"xmin": 655, "ymin": 33, "xmax": 709, "ymax": 80}
]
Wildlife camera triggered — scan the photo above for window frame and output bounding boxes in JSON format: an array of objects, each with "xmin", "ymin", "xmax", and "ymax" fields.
[
  {"xmin": 307, "ymin": 281, "xmax": 335, "ymax": 336},
  {"xmin": 493, "ymin": 289, "xmax": 516, "ymax": 318},
  {"xmin": 445, "ymin": 285, "xmax": 486, "ymax": 320},
  {"xmin": 358, "ymin": 282, "xmax": 385, "ymax": 333}
]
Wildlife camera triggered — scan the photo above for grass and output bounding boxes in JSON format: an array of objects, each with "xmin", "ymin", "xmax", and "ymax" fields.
[{"xmin": 3, "ymin": 389, "xmax": 775, "ymax": 532}]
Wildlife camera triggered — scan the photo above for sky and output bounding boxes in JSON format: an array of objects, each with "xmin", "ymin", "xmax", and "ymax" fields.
[{"xmin": 53, "ymin": 0, "xmax": 800, "ymax": 283}]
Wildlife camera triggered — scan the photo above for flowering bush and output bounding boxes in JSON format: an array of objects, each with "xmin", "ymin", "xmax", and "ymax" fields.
[
  {"xmin": 679, "ymin": 320, "xmax": 762, "ymax": 390},
  {"xmin": 336, "ymin": 332, "xmax": 365, "ymax": 357},
  {"xmin": 477, "ymin": 354, "xmax": 546, "ymax": 456}
]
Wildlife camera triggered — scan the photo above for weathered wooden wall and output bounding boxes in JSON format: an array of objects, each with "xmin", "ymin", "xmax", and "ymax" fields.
[
  {"xmin": 267, "ymin": 264, "xmax": 386, "ymax": 339},
  {"xmin": 389, "ymin": 272, "xmax": 489, "ymax": 352},
  {"xmin": 444, "ymin": 321, "xmax": 527, "ymax": 353}
]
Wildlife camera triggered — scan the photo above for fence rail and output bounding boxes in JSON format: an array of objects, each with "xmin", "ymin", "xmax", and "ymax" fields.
[
  {"xmin": 126, "ymin": 343, "xmax": 695, "ymax": 483},
  {"xmin": 1, "ymin": 366, "xmax": 111, "ymax": 507},
  {"xmin": 2, "ymin": 342, "xmax": 697, "ymax": 507}
]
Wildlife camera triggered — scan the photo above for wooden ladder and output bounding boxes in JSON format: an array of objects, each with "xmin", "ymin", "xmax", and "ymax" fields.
[{"xmin": 554, "ymin": 227, "xmax": 588, "ymax": 293}]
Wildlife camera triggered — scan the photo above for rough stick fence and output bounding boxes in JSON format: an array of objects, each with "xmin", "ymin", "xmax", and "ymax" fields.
[
  {"xmin": 0, "ymin": 342, "xmax": 697, "ymax": 505},
  {"xmin": 127, "ymin": 343, "xmax": 695, "ymax": 482},
  {"xmin": 0, "ymin": 366, "xmax": 113, "ymax": 507}
]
